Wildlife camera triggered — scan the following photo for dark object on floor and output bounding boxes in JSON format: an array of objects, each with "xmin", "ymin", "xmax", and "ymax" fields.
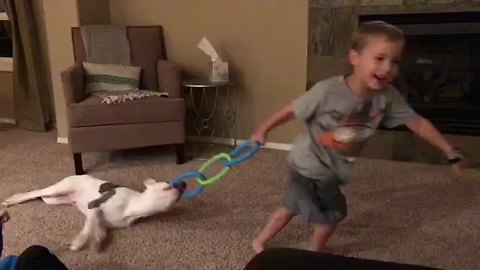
[
  {"xmin": 14, "ymin": 245, "xmax": 68, "ymax": 270},
  {"xmin": 243, "ymin": 248, "xmax": 443, "ymax": 270}
]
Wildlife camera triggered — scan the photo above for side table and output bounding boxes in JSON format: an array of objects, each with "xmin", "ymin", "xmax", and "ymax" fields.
[{"xmin": 182, "ymin": 79, "xmax": 237, "ymax": 147}]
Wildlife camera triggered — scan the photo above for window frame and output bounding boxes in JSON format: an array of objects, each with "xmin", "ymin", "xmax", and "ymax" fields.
[{"xmin": 0, "ymin": 11, "xmax": 12, "ymax": 72}]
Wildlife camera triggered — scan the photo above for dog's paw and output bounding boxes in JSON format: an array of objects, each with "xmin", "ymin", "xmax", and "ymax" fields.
[
  {"xmin": 69, "ymin": 233, "xmax": 89, "ymax": 251},
  {"xmin": 0, "ymin": 209, "xmax": 9, "ymax": 223},
  {"xmin": 2, "ymin": 193, "xmax": 26, "ymax": 207}
]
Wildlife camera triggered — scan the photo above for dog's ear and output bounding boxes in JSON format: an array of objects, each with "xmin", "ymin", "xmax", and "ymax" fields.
[{"xmin": 143, "ymin": 178, "xmax": 157, "ymax": 187}]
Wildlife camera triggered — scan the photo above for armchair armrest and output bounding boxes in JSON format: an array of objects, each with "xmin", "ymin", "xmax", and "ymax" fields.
[
  {"xmin": 157, "ymin": 60, "xmax": 181, "ymax": 98},
  {"xmin": 60, "ymin": 63, "xmax": 85, "ymax": 105}
]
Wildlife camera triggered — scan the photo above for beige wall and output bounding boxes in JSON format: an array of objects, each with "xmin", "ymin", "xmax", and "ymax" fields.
[
  {"xmin": 42, "ymin": 0, "xmax": 110, "ymax": 138},
  {"xmin": 77, "ymin": 0, "xmax": 110, "ymax": 25},
  {"xmin": 109, "ymin": 0, "xmax": 309, "ymax": 143},
  {"xmin": 0, "ymin": 72, "xmax": 13, "ymax": 119},
  {"xmin": 41, "ymin": 0, "xmax": 80, "ymax": 138},
  {"xmin": 2, "ymin": 0, "xmax": 308, "ymax": 143}
]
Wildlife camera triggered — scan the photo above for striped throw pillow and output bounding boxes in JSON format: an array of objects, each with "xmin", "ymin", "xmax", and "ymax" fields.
[{"xmin": 82, "ymin": 62, "xmax": 141, "ymax": 93}]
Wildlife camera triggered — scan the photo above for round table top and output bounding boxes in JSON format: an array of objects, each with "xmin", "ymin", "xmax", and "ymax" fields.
[{"xmin": 182, "ymin": 79, "xmax": 231, "ymax": 88}]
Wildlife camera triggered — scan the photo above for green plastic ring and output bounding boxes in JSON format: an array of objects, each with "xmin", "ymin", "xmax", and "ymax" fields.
[{"xmin": 196, "ymin": 153, "xmax": 232, "ymax": 186}]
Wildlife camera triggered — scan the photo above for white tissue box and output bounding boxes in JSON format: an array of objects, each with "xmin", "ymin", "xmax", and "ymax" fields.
[{"xmin": 209, "ymin": 61, "xmax": 229, "ymax": 83}]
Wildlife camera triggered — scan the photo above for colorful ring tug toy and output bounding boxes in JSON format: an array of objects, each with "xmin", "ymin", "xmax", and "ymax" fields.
[
  {"xmin": 170, "ymin": 172, "xmax": 206, "ymax": 200},
  {"xmin": 171, "ymin": 141, "xmax": 261, "ymax": 199}
]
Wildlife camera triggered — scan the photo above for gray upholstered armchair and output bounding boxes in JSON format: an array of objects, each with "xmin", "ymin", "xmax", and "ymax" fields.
[{"xmin": 61, "ymin": 26, "xmax": 186, "ymax": 175}]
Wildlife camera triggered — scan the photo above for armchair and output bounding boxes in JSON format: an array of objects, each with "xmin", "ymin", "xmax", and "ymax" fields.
[{"xmin": 61, "ymin": 26, "xmax": 186, "ymax": 175}]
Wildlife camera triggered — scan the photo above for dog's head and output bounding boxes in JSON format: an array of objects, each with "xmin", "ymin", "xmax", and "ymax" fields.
[{"xmin": 142, "ymin": 178, "xmax": 186, "ymax": 209}]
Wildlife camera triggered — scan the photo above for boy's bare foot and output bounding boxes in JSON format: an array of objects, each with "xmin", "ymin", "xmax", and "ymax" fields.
[{"xmin": 252, "ymin": 239, "xmax": 265, "ymax": 254}]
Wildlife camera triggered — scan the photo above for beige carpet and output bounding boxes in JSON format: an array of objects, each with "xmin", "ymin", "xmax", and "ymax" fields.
[{"xmin": 1, "ymin": 124, "xmax": 479, "ymax": 270}]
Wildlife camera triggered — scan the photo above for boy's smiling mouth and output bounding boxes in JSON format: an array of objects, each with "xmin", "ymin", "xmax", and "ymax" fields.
[{"xmin": 373, "ymin": 74, "xmax": 389, "ymax": 84}]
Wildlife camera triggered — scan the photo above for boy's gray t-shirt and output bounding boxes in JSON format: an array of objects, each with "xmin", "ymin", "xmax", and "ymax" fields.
[{"xmin": 288, "ymin": 75, "xmax": 418, "ymax": 184}]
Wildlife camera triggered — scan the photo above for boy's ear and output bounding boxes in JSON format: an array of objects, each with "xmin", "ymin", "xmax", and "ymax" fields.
[
  {"xmin": 143, "ymin": 178, "xmax": 156, "ymax": 187},
  {"xmin": 348, "ymin": 49, "xmax": 360, "ymax": 66}
]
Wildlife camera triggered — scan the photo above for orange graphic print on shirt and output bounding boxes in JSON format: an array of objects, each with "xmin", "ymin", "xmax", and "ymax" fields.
[{"xmin": 317, "ymin": 98, "xmax": 385, "ymax": 158}]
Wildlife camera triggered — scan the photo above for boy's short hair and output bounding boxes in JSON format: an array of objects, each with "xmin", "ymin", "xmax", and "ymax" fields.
[{"xmin": 351, "ymin": 20, "xmax": 404, "ymax": 51}]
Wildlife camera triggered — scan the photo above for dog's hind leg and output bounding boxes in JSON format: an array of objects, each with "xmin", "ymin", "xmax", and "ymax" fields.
[
  {"xmin": 2, "ymin": 176, "xmax": 77, "ymax": 207},
  {"xmin": 42, "ymin": 196, "xmax": 74, "ymax": 205},
  {"xmin": 70, "ymin": 209, "xmax": 102, "ymax": 251},
  {"xmin": 91, "ymin": 213, "xmax": 107, "ymax": 251}
]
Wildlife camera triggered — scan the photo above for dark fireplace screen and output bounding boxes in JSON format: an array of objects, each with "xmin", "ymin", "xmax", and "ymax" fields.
[{"xmin": 360, "ymin": 12, "xmax": 480, "ymax": 135}]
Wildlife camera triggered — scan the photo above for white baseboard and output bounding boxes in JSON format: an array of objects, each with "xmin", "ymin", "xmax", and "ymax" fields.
[
  {"xmin": 262, "ymin": 141, "xmax": 292, "ymax": 151},
  {"xmin": 0, "ymin": 118, "xmax": 15, "ymax": 124},
  {"xmin": 187, "ymin": 136, "xmax": 292, "ymax": 151},
  {"xmin": 57, "ymin": 137, "xmax": 68, "ymax": 144},
  {"xmin": 0, "ymin": 57, "xmax": 12, "ymax": 72},
  {"xmin": 55, "ymin": 136, "xmax": 293, "ymax": 150}
]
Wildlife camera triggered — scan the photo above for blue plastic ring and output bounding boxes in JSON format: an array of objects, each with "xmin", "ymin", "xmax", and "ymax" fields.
[
  {"xmin": 226, "ymin": 141, "xmax": 260, "ymax": 167},
  {"xmin": 170, "ymin": 171, "xmax": 205, "ymax": 199}
]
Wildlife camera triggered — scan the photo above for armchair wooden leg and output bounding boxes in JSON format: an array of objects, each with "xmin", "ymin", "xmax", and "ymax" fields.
[
  {"xmin": 175, "ymin": 144, "xmax": 185, "ymax": 164},
  {"xmin": 73, "ymin": 153, "xmax": 84, "ymax": 175}
]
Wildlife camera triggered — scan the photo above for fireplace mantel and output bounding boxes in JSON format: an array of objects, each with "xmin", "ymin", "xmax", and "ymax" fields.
[{"xmin": 308, "ymin": 1, "xmax": 480, "ymax": 57}]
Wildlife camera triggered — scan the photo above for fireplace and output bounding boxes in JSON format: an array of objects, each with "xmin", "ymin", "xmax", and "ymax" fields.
[{"xmin": 359, "ymin": 12, "xmax": 480, "ymax": 136}]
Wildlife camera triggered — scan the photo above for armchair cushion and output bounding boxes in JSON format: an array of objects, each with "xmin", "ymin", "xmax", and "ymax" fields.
[
  {"xmin": 83, "ymin": 62, "xmax": 141, "ymax": 93},
  {"xmin": 67, "ymin": 95, "xmax": 185, "ymax": 127}
]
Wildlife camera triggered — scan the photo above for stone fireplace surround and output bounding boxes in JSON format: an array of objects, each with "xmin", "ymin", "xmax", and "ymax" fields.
[{"xmin": 308, "ymin": 1, "xmax": 480, "ymax": 165}]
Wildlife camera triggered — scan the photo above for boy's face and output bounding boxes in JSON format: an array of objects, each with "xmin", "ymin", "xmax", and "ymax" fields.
[{"xmin": 349, "ymin": 36, "xmax": 404, "ymax": 90}]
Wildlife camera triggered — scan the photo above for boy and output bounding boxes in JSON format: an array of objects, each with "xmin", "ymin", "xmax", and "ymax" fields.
[{"xmin": 250, "ymin": 21, "xmax": 464, "ymax": 254}]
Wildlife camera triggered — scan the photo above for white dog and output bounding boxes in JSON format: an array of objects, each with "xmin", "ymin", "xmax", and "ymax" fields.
[{"xmin": 1, "ymin": 175, "xmax": 186, "ymax": 251}]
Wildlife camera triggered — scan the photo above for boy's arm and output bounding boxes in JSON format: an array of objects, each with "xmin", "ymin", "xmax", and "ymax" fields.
[
  {"xmin": 251, "ymin": 103, "xmax": 296, "ymax": 144},
  {"xmin": 382, "ymin": 86, "xmax": 464, "ymax": 174},
  {"xmin": 405, "ymin": 116, "xmax": 459, "ymax": 159}
]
